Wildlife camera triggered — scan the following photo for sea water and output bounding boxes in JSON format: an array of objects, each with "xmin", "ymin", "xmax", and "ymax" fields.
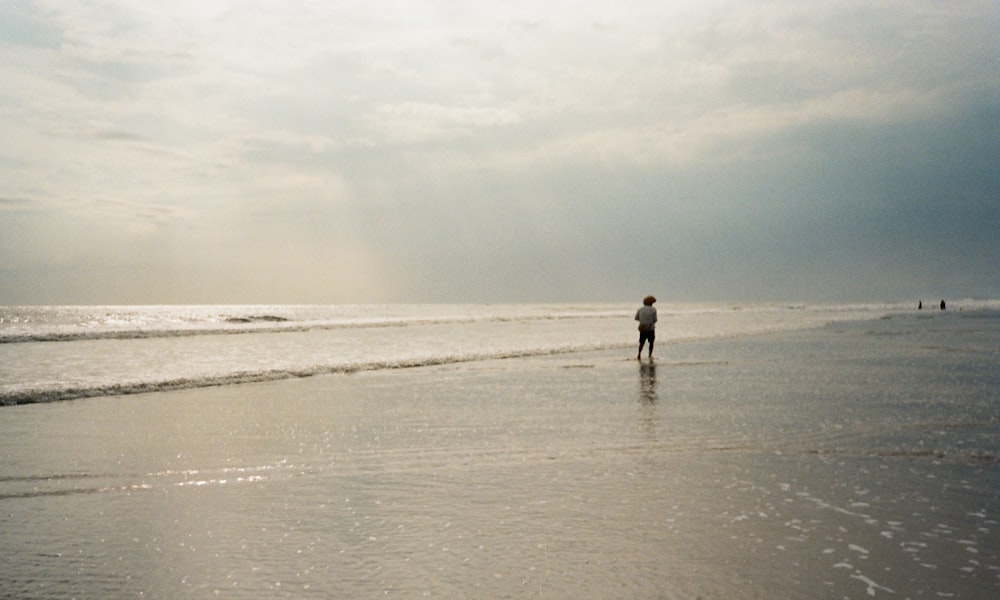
[
  {"xmin": 0, "ymin": 302, "xmax": 948, "ymax": 405},
  {"xmin": 1, "ymin": 302, "xmax": 998, "ymax": 598}
]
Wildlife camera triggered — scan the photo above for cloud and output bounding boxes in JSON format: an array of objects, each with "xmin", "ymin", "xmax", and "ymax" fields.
[
  {"xmin": 0, "ymin": 1, "xmax": 998, "ymax": 303},
  {"xmin": 369, "ymin": 102, "xmax": 522, "ymax": 144},
  {"xmin": 0, "ymin": 196, "xmax": 32, "ymax": 210}
]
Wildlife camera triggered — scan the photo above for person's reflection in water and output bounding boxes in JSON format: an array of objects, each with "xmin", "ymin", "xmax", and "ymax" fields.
[
  {"xmin": 638, "ymin": 361, "xmax": 658, "ymax": 441},
  {"xmin": 640, "ymin": 362, "xmax": 658, "ymax": 403}
]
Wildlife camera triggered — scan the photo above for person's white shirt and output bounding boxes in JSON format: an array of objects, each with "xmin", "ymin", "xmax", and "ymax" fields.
[{"xmin": 635, "ymin": 305, "xmax": 657, "ymax": 330}]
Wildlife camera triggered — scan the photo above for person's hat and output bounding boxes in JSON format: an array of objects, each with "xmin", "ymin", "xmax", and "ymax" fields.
[{"xmin": 643, "ymin": 295, "xmax": 656, "ymax": 305}]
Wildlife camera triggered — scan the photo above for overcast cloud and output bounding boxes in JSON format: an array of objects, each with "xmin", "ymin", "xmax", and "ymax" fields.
[{"xmin": 1, "ymin": 0, "xmax": 998, "ymax": 304}]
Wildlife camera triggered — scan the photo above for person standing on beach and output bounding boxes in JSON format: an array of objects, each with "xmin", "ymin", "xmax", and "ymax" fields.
[{"xmin": 635, "ymin": 295, "xmax": 658, "ymax": 361}]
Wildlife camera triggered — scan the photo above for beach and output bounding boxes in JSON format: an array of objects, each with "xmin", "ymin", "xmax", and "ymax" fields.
[{"xmin": 1, "ymin": 307, "xmax": 999, "ymax": 598}]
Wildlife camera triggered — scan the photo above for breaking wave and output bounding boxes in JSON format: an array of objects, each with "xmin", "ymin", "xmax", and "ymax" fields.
[{"xmin": 0, "ymin": 343, "xmax": 621, "ymax": 406}]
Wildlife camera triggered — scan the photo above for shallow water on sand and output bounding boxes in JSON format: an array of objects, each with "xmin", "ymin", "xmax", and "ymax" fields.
[{"xmin": 1, "ymin": 312, "xmax": 998, "ymax": 598}]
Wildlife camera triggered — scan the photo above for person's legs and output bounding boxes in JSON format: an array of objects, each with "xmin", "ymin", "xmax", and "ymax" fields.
[{"xmin": 638, "ymin": 331, "xmax": 653, "ymax": 360}]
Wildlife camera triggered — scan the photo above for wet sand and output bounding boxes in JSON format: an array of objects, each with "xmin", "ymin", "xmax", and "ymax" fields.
[{"xmin": 2, "ymin": 317, "xmax": 999, "ymax": 598}]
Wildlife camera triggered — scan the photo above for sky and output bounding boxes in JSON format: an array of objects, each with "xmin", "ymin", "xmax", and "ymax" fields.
[{"xmin": 1, "ymin": 0, "xmax": 998, "ymax": 305}]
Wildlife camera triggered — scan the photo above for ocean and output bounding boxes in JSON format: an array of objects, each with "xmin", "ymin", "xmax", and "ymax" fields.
[
  {"xmin": 0, "ymin": 302, "xmax": 939, "ymax": 405},
  {"xmin": 1, "ymin": 301, "xmax": 998, "ymax": 598}
]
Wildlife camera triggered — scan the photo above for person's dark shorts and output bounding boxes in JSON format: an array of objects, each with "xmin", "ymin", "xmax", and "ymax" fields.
[{"xmin": 639, "ymin": 329, "xmax": 655, "ymax": 344}]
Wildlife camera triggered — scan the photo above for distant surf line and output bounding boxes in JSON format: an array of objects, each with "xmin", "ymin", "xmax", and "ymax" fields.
[{"xmin": 0, "ymin": 312, "xmax": 626, "ymax": 345}]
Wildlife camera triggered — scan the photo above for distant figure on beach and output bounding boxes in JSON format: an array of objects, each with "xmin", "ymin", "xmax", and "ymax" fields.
[
  {"xmin": 635, "ymin": 295, "xmax": 657, "ymax": 361},
  {"xmin": 918, "ymin": 301, "xmax": 922, "ymax": 310},
  {"xmin": 940, "ymin": 299, "xmax": 946, "ymax": 310}
]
